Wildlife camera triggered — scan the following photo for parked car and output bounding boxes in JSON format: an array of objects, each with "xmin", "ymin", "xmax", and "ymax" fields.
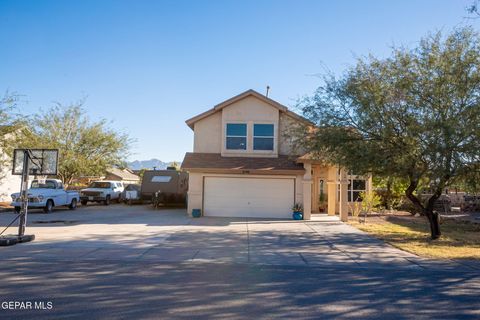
[
  {"xmin": 80, "ymin": 181, "xmax": 124, "ymax": 206},
  {"xmin": 11, "ymin": 179, "xmax": 80, "ymax": 213}
]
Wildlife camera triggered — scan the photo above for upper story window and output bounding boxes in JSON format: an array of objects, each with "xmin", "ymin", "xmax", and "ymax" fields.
[
  {"xmin": 253, "ymin": 124, "xmax": 274, "ymax": 151},
  {"xmin": 226, "ymin": 123, "xmax": 247, "ymax": 150}
]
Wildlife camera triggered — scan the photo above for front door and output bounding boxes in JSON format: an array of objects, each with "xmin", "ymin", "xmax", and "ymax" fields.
[{"xmin": 312, "ymin": 177, "xmax": 327, "ymax": 213}]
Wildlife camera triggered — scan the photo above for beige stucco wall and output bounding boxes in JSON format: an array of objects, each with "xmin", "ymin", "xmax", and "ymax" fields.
[
  {"xmin": 193, "ymin": 111, "xmax": 222, "ymax": 153},
  {"xmin": 186, "ymin": 172, "xmax": 204, "ymax": 214},
  {"xmin": 221, "ymin": 96, "xmax": 279, "ymax": 157},
  {"xmin": 191, "ymin": 95, "xmax": 308, "ymax": 157},
  {"xmin": 186, "ymin": 172, "xmax": 304, "ymax": 216}
]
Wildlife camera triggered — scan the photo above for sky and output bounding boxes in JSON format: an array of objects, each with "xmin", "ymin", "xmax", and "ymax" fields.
[{"xmin": 1, "ymin": 0, "xmax": 479, "ymax": 162}]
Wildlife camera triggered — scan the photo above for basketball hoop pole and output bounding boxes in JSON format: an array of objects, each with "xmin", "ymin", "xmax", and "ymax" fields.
[{"xmin": 18, "ymin": 150, "xmax": 30, "ymax": 237}]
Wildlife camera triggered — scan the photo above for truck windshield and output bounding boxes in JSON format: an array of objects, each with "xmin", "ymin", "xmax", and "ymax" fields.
[
  {"xmin": 89, "ymin": 182, "xmax": 111, "ymax": 188},
  {"xmin": 31, "ymin": 180, "xmax": 56, "ymax": 189}
]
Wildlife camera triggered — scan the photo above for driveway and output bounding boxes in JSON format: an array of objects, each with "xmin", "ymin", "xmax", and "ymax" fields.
[{"xmin": 1, "ymin": 205, "xmax": 479, "ymax": 319}]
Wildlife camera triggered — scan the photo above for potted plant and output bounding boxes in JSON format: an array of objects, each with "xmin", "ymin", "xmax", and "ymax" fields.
[
  {"xmin": 192, "ymin": 209, "xmax": 202, "ymax": 218},
  {"xmin": 292, "ymin": 203, "xmax": 303, "ymax": 220},
  {"xmin": 318, "ymin": 191, "xmax": 326, "ymax": 212}
]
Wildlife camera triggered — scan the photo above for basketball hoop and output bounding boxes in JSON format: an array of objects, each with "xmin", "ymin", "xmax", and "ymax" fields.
[{"xmin": 12, "ymin": 149, "xmax": 59, "ymax": 176}]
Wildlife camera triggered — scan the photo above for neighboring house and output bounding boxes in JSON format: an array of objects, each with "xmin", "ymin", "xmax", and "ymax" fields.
[
  {"xmin": 0, "ymin": 128, "xmax": 21, "ymax": 202},
  {"xmin": 0, "ymin": 150, "xmax": 21, "ymax": 202},
  {"xmin": 104, "ymin": 168, "xmax": 141, "ymax": 185},
  {"xmin": 181, "ymin": 89, "xmax": 372, "ymax": 220}
]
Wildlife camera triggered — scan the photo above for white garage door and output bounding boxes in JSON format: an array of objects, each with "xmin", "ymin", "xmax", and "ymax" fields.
[{"xmin": 203, "ymin": 177, "xmax": 295, "ymax": 218}]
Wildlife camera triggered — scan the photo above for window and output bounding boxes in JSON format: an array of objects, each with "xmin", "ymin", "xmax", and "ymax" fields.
[
  {"xmin": 89, "ymin": 182, "xmax": 112, "ymax": 188},
  {"xmin": 348, "ymin": 179, "xmax": 366, "ymax": 202},
  {"xmin": 253, "ymin": 124, "xmax": 274, "ymax": 151},
  {"xmin": 31, "ymin": 180, "xmax": 56, "ymax": 189},
  {"xmin": 226, "ymin": 123, "xmax": 247, "ymax": 150},
  {"xmin": 151, "ymin": 176, "xmax": 172, "ymax": 183}
]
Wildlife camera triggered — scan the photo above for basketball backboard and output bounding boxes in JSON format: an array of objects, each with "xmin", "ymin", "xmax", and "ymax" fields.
[{"xmin": 12, "ymin": 149, "xmax": 59, "ymax": 175}]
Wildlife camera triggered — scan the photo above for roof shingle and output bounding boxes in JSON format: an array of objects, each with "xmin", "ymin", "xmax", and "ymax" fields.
[{"xmin": 181, "ymin": 153, "xmax": 304, "ymax": 172}]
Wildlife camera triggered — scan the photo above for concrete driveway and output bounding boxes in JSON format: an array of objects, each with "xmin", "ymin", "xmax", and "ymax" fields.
[
  {"xmin": 1, "ymin": 205, "xmax": 479, "ymax": 319},
  {"xmin": 1, "ymin": 204, "xmax": 477, "ymax": 270}
]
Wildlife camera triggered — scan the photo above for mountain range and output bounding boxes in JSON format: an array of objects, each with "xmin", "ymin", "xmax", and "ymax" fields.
[{"xmin": 127, "ymin": 159, "xmax": 179, "ymax": 170}]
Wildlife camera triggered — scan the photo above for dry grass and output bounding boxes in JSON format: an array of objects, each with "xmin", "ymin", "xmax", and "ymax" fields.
[{"xmin": 348, "ymin": 214, "xmax": 480, "ymax": 260}]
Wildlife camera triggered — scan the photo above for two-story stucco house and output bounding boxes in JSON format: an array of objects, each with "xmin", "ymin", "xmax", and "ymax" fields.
[{"xmin": 181, "ymin": 89, "xmax": 372, "ymax": 221}]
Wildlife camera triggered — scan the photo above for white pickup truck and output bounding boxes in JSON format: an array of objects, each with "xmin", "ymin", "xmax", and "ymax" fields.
[
  {"xmin": 80, "ymin": 180, "xmax": 124, "ymax": 206},
  {"xmin": 11, "ymin": 179, "xmax": 80, "ymax": 213}
]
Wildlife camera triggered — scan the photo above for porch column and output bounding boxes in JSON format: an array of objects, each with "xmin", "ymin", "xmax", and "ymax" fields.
[
  {"xmin": 339, "ymin": 168, "xmax": 349, "ymax": 222},
  {"xmin": 302, "ymin": 162, "xmax": 312, "ymax": 220},
  {"xmin": 326, "ymin": 166, "xmax": 337, "ymax": 216},
  {"xmin": 367, "ymin": 174, "xmax": 373, "ymax": 194}
]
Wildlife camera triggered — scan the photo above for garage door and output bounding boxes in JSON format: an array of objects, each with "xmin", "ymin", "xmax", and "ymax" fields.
[{"xmin": 203, "ymin": 177, "xmax": 295, "ymax": 218}]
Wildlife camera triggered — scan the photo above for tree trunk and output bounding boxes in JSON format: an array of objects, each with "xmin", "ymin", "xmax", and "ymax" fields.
[
  {"xmin": 386, "ymin": 178, "xmax": 393, "ymax": 211},
  {"xmin": 424, "ymin": 208, "xmax": 441, "ymax": 240},
  {"xmin": 424, "ymin": 188, "xmax": 443, "ymax": 240},
  {"xmin": 405, "ymin": 177, "xmax": 442, "ymax": 240}
]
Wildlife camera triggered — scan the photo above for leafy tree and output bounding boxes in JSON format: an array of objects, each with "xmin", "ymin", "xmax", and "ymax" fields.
[
  {"xmin": 136, "ymin": 168, "xmax": 147, "ymax": 179},
  {"xmin": 452, "ymin": 167, "xmax": 480, "ymax": 194},
  {"xmin": 0, "ymin": 92, "xmax": 30, "ymax": 179},
  {"xmin": 168, "ymin": 161, "xmax": 181, "ymax": 171},
  {"xmin": 467, "ymin": 0, "xmax": 480, "ymax": 16},
  {"xmin": 359, "ymin": 191, "xmax": 382, "ymax": 223},
  {"xmin": 26, "ymin": 101, "xmax": 132, "ymax": 186},
  {"xmin": 294, "ymin": 28, "xmax": 480, "ymax": 239},
  {"xmin": 373, "ymin": 176, "xmax": 410, "ymax": 211},
  {"xmin": 0, "ymin": 92, "xmax": 24, "ymax": 148}
]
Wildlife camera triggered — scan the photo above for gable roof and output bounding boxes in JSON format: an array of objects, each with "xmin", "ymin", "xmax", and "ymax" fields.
[
  {"xmin": 185, "ymin": 89, "xmax": 312, "ymax": 130},
  {"xmin": 106, "ymin": 168, "xmax": 140, "ymax": 181}
]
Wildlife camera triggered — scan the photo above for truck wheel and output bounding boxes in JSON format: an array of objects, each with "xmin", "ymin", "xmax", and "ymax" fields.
[
  {"xmin": 81, "ymin": 200, "xmax": 88, "ymax": 206},
  {"xmin": 69, "ymin": 198, "xmax": 77, "ymax": 210},
  {"xmin": 14, "ymin": 206, "xmax": 21, "ymax": 213},
  {"xmin": 104, "ymin": 196, "xmax": 111, "ymax": 206},
  {"xmin": 44, "ymin": 200, "xmax": 54, "ymax": 213}
]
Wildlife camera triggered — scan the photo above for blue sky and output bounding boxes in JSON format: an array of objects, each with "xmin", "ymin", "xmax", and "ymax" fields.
[{"xmin": 1, "ymin": 0, "xmax": 478, "ymax": 162}]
